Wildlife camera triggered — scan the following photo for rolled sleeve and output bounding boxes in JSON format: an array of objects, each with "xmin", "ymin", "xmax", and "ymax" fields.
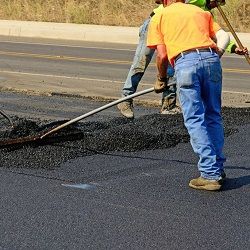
[
  {"xmin": 213, "ymin": 21, "xmax": 221, "ymax": 33},
  {"xmin": 209, "ymin": 14, "xmax": 220, "ymax": 38}
]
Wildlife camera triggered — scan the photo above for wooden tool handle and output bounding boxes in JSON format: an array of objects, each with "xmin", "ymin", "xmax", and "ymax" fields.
[{"xmin": 217, "ymin": 5, "xmax": 250, "ymax": 65}]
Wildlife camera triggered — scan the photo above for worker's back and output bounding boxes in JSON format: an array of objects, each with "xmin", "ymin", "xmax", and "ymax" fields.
[{"xmin": 149, "ymin": 2, "xmax": 217, "ymax": 62}]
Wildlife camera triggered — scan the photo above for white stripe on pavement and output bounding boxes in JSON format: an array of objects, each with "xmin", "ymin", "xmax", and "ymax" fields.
[{"xmin": 0, "ymin": 70, "xmax": 249, "ymax": 95}]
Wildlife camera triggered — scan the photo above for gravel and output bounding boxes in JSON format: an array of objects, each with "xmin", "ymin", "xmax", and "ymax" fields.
[{"xmin": 0, "ymin": 107, "xmax": 249, "ymax": 170}]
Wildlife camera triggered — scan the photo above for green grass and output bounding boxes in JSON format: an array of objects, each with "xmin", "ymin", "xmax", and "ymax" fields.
[{"xmin": 0, "ymin": 0, "xmax": 248, "ymax": 32}]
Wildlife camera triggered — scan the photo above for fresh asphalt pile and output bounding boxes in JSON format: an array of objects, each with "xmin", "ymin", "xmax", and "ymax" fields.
[{"xmin": 0, "ymin": 107, "xmax": 249, "ymax": 170}]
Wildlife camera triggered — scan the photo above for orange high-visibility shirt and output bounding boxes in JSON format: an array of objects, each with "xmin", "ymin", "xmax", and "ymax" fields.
[
  {"xmin": 153, "ymin": 4, "xmax": 164, "ymax": 15},
  {"xmin": 147, "ymin": 3, "xmax": 218, "ymax": 65}
]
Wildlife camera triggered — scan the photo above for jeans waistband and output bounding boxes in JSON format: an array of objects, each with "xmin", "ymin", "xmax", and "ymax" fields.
[{"xmin": 175, "ymin": 48, "xmax": 217, "ymax": 63}]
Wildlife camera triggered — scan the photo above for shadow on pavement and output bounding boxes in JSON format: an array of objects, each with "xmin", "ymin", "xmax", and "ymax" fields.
[
  {"xmin": 85, "ymin": 148, "xmax": 195, "ymax": 165},
  {"xmin": 226, "ymin": 165, "xmax": 250, "ymax": 171},
  {"xmin": 222, "ymin": 175, "xmax": 250, "ymax": 191}
]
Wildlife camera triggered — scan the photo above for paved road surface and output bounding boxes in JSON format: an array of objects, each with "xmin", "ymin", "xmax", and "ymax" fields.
[
  {"xmin": 0, "ymin": 92, "xmax": 249, "ymax": 250},
  {"xmin": 0, "ymin": 37, "xmax": 249, "ymax": 249},
  {"xmin": 0, "ymin": 36, "xmax": 249, "ymax": 106}
]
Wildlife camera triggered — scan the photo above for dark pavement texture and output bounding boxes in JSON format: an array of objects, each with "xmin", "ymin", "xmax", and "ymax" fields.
[
  {"xmin": 0, "ymin": 92, "xmax": 249, "ymax": 249},
  {"xmin": 0, "ymin": 107, "xmax": 249, "ymax": 171}
]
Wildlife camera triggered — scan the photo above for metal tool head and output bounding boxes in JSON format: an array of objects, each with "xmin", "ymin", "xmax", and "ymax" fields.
[{"xmin": 0, "ymin": 108, "xmax": 13, "ymax": 128}]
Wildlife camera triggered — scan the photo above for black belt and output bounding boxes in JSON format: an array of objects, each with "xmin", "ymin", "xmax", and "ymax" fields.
[
  {"xmin": 175, "ymin": 48, "xmax": 217, "ymax": 62},
  {"xmin": 150, "ymin": 12, "xmax": 155, "ymax": 17}
]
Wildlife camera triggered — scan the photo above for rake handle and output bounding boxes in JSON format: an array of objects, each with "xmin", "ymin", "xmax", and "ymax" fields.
[
  {"xmin": 217, "ymin": 5, "xmax": 250, "ymax": 65},
  {"xmin": 40, "ymin": 87, "xmax": 155, "ymax": 139}
]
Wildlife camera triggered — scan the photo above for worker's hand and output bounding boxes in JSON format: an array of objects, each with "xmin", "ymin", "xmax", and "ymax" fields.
[
  {"xmin": 235, "ymin": 47, "xmax": 249, "ymax": 56},
  {"xmin": 206, "ymin": 0, "xmax": 226, "ymax": 9},
  {"xmin": 207, "ymin": 0, "xmax": 218, "ymax": 9},
  {"xmin": 154, "ymin": 76, "xmax": 168, "ymax": 93}
]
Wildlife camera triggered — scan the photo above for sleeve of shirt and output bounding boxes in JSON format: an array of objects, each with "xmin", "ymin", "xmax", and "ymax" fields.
[
  {"xmin": 147, "ymin": 12, "xmax": 164, "ymax": 49},
  {"xmin": 226, "ymin": 40, "xmax": 237, "ymax": 53},
  {"xmin": 209, "ymin": 13, "xmax": 218, "ymax": 38},
  {"xmin": 213, "ymin": 21, "xmax": 221, "ymax": 33}
]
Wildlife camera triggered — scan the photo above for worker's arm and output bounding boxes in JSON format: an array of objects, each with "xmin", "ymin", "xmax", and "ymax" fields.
[
  {"xmin": 154, "ymin": 44, "xmax": 169, "ymax": 93},
  {"xmin": 215, "ymin": 29, "xmax": 230, "ymax": 57},
  {"xmin": 226, "ymin": 40, "xmax": 249, "ymax": 55},
  {"xmin": 235, "ymin": 47, "xmax": 249, "ymax": 55},
  {"xmin": 209, "ymin": 10, "xmax": 248, "ymax": 56},
  {"xmin": 147, "ymin": 12, "xmax": 168, "ymax": 93},
  {"xmin": 156, "ymin": 44, "xmax": 168, "ymax": 79}
]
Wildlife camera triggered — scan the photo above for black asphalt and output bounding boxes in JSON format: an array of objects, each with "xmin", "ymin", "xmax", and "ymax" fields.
[
  {"xmin": 0, "ymin": 37, "xmax": 249, "ymax": 93},
  {"xmin": 0, "ymin": 92, "xmax": 249, "ymax": 249}
]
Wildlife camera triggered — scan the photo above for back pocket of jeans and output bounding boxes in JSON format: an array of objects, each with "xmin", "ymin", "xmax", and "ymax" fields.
[{"xmin": 176, "ymin": 66, "xmax": 196, "ymax": 88}]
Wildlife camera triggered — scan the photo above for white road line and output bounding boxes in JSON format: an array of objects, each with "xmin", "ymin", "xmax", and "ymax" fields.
[
  {"xmin": 0, "ymin": 69, "xmax": 121, "ymax": 83},
  {"xmin": 0, "ymin": 40, "xmax": 136, "ymax": 52},
  {"xmin": 222, "ymin": 90, "xmax": 250, "ymax": 95},
  {"xmin": 0, "ymin": 69, "xmax": 249, "ymax": 94}
]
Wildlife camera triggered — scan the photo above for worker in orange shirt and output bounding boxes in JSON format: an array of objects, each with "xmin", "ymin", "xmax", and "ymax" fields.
[
  {"xmin": 147, "ymin": 0, "xmax": 227, "ymax": 191},
  {"xmin": 118, "ymin": 0, "xmax": 248, "ymax": 119}
]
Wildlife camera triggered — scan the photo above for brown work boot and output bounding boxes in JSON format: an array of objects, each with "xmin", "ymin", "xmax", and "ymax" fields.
[
  {"xmin": 189, "ymin": 177, "xmax": 222, "ymax": 191},
  {"xmin": 117, "ymin": 101, "xmax": 134, "ymax": 119},
  {"xmin": 161, "ymin": 98, "xmax": 181, "ymax": 115},
  {"xmin": 161, "ymin": 105, "xmax": 181, "ymax": 115}
]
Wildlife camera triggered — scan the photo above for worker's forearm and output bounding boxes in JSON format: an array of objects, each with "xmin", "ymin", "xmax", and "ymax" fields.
[
  {"xmin": 156, "ymin": 54, "xmax": 168, "ymax": 79},
  {"xmin": 156, "ymin": 44, "xmax": 168, "ymax": 79}
]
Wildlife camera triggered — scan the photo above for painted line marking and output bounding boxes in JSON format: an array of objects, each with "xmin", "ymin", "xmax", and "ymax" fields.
[
  {"xmin": 222, "ymin": 90, "xmax": 250, "ymax": 95},
  {"xmin": 0, "ymin": 50, "xmax": 249, "ymax": 74},
  {"xmin": 62, "ymin": 183, "xmax": 96, "ymax": 190},
  {"xmin": 223, "ymin": 68, "xmax": 250, "ymax": 74},
  {"xmin": 0, "ymin": 69, "xmax": 121, "ymax": 83},
  {"xmin": 0, "ymin": 50, "xmax": 129, "ymax": 65},
  {"xmin": 0, "ymin": 40, "xmax": 246, "ymax": 59},
  {"xmin": 0, "ymin": 69, "xmax": 249, "ymax": 95},
  {"xmin": 0, "ymin": 40, "xmax": 136, "ymax": 51}
]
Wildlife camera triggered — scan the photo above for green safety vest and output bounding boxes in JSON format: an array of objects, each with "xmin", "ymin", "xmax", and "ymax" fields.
[{"xmin": 188, "ymin": 0, "xmax": 236, "ymax": 52}]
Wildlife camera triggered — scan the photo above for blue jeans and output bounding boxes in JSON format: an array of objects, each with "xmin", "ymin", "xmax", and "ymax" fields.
[
  {"xmin": 175, "ymin": 50, "xmax": 226, "ymax": 180},
  {"xmin": 121, "ymin": 18, "xmax": 176, "ymax": 105}
]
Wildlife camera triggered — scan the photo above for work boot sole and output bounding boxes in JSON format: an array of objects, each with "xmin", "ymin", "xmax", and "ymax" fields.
[{"xmin": 189, "ymin": 182, "xmax": 221, "ymax": 191}]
